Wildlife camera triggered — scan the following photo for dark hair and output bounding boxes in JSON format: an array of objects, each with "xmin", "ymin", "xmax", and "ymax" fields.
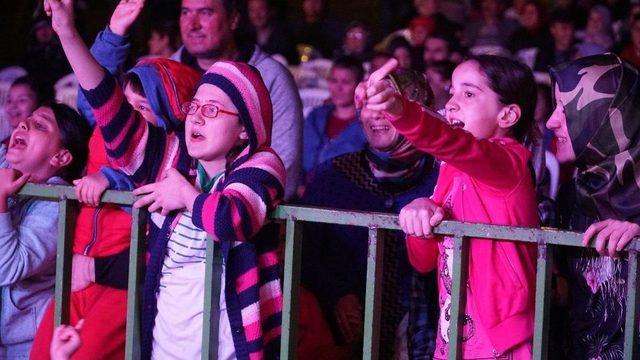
[
  {"xmin": 387, "ymin": 36, "xmax": 412, "ymax": 54},
  {"xmin": 467, "ymin": 55, "xmax": 538, "ymax": 144},
  {"xmin": 44, "ymin": 102, "xmax": 91, "ymax": 182},
  {"xmin": 150, "ymin": 19, "xmax": 181, "ymax": 52},
  {"xmin": 11, "ymin": 76, "xmax": 54, "ymax": 105},
  {"xmin": 332, "ymin": 55, "xmax": 365, "ymax": 83},
  {"xmin": 121, "ymin": 73, "xmax": 145, "ymax": 97},
  {"xmin": 549, "ymin": 10, "xmax": 575, "ymax": 26}
]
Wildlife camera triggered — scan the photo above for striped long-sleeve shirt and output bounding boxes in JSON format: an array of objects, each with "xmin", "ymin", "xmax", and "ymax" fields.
[{"xmin": 82, "ymin": 71, "xmax": 286, "ymax": 360}]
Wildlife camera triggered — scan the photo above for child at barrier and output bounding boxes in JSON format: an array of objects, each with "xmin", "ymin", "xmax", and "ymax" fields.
[
  {"xmin": 546, "ymin": 53, "xmax": 640, "ymax": 359},
  {"xmin": 0, "ymin": 103, "xmax": 90, "ymax": 359},
  {"xmin": 359, "ymin": 56, "xmax": 539, "ymax": 358},
  {"xmin": 46, "ymin": 1, "xmax": 285, "ymax": 359},
  {"xmin": 29, "ymin": 1, "xmax": 201, "ymax": 359}
]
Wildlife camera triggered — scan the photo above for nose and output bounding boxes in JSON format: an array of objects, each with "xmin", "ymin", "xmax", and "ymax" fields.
[
  {"xmin": 18, "ymin": 121, "xmax": 28, "ymax": 130},
  {"xmin": 190, "ymin": 13, "xmax": 201, "ymax": 29},
  {"xmin": 445, "ymin": 94, "xmax": 458, "ymax": 113},
  {"xmin": 188, "ymin": 112, "xmax": 205, "ymax": 126}
]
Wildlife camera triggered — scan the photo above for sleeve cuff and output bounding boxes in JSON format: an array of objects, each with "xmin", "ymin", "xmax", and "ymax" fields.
[
  {"xmin": 102, "ymin": 25, "xmax": 130, "ymax": 45},
  {"xmin": 80, "ymin": 72, "xmax": 117, "ymax": 109},
  {"xmin": 191, "ymin": 193, "xmax": 210, "ymax": 230}
]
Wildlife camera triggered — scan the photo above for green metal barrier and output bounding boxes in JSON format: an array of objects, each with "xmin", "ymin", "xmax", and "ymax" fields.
[{"xmin": 16, "ymin": 184, "xmax": 640, "ymax": 360}]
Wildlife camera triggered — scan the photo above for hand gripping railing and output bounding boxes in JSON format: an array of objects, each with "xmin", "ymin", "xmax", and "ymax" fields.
[{"xmin": 17, "ymin": 184, "xmax": 640, "ymax": 360}]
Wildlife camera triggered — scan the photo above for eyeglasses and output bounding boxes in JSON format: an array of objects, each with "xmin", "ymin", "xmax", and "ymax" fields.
[{"xmin": 180, "ymin": 102, "xmax": 239, "ymax": 118}]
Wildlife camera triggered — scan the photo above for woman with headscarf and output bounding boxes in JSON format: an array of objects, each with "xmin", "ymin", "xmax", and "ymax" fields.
[
  {"xmin": 299, "ymin": 68, "xmax": 439, "ymax": 359},
  {"xmin": 577, "ymin": 5, "xmax": 614, "ymax": 53},
  {"xmin": 546, "ymin": 53, "xmax": 640, "ymax": 359}
]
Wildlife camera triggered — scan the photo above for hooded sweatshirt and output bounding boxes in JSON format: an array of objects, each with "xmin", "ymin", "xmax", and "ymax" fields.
[
  {"xmin": 81, "ymin": 61, "xmax": 285, "ymax": 360},
  {"xmin": 551, "ymin": 53, "xmax": 640, "ymax": 359},
  {"xmin": 73, "ymin": 59, "xmax": 201, "ymax": 258}
]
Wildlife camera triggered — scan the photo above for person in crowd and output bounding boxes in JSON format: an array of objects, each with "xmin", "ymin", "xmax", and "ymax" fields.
[
  {"xmin": 20, "ymin": 15, "xmax": 71, "ymax": 92},
  {"xmin": 548, "ymin": 53, "xmax": 640, "ymax": 359},
  {"xmin": 46, "ymin": 2, "xmax": 285, "ymax": 360},
  {"xmin": 30, "ymin": 2, "xmax": 202, "ymax": 359},
  {"xmin": 145, "ymin": 19, "xmax": 180, "ymax": 59},
  {"xmin": 303, "ymin": 56, "xmax": 367, "ymax": 179},
  {"xmin": 620, "ymin": 14, "xmax": 640, "ymax": 66},
  {"xmin": 301, "ymin": 67, "xmax": 439, "ymax": 359},
  {"xmin": 422, "ymin": 33, "xmax": 455, "ymax": 68},
  {"xmin": 507, "ymin": 1, "xmax": 552, "ymax": 55},
  {"xmin": 504, "ymin": 0, "xmax": 527, "ymax": 22},
  {"xmin": 388, "ymin": 36, "xmax": 415, "ymax": 70},
  {"xmin": 49, "ymin": 321, "xmax": 83, "ymax": 360},
  {"xmin": 463, "ymin": 0, "xmax": 520, "ymax": 52},
  {"xmin": 552, "ymin": 0, "xmax": 588, "ymax": 29},
  {"xmin": 0, "ymin": 102, "xmax": 91, "ymax": 359},
  {"xmin": 334, "ymin": 22, "xmax": 373, "ymax": 63},
  {"xmin": 534, "ymin": 11, "xmax": 580, "ymax": 72},
  {"xmin": 576, "ymin": 5, "xmax": 614, "ymax": 52},
  {"xmin": 292, "ymin": 0, "xmax": 345, "ymax": 59},
  {"xmin": 412, "ymin": 0, "xmax": 461, "ymax": 41},
  {"xmin": 424, "ymin": 60, "xmax": 454, "ymax": 111},
  {"xmin": 2, "ymin": 76, "xmax": 53, "ymax": 145},
  {"xmin": 360, "ymin": 55, "xmax": 539, "ymax": 358},
  {"xmin": 247, "ymin": 0, "xmax": 299, "ymax": 65},
  {"xmin": 162, "ymin": 0, "xmax": 302, "ymax": 200}
]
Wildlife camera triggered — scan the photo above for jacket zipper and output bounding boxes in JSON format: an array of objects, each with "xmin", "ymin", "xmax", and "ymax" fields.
[{"xmin": 83, "ymin": 206, "xmax": 103, "ymax": 255}]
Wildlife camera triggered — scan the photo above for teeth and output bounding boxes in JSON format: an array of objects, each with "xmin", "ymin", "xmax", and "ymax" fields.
[{"xmin": 370, "ymin": 125, "xmax": 390, "ymax": 131}]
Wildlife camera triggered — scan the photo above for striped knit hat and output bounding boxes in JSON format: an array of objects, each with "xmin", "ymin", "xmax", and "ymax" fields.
[{"xmin": 197, "ymin": 61, "xmax": 273, "ymax": 162}]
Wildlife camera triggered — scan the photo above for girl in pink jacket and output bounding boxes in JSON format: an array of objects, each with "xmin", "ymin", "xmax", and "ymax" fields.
[{"xmin": 359, "ymin": 55, "xmax": 539, "ymax": 359}]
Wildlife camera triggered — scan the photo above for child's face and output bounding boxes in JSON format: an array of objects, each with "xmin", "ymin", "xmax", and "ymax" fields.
[
  {"xmin": 6, "ymin": 84, "xmax": 38, "ymax": 128},
  {"xmin": 124, "ymin": 84, "xmax": 158, "ymax": 126},
  {"xmin": 361, "ymin": 107, "xmax": 399, "ymax": 150},
  {"xmin": 445, "ymin": 60, "xmax": 508, "ymax": 139},
  {"xmin": 185, "ymin": 84, "xmax": 246, "ymax": 162},
  {"xmin": 546, "ymin": 85, "xmax": 575, "ymax": 163},
  {"xmin": 328, "ymin": 67, "xmax": 359, "ymax": 108},
  {"xmin": 6, "ymin": 106, "xmax": 67, "ymax": 179}
]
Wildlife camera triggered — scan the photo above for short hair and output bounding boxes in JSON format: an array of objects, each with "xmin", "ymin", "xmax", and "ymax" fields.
[
  {"xmin": 331, "ymin": 55, "xmax": 365, "ymax": 83},
  {"xmin": 45, "ymin": 102, "xmax": 92, "ymax": 182}
]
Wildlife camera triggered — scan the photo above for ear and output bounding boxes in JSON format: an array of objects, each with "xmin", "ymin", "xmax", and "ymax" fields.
[
  {"xmin": 230, "ymin": 10, "xmax": 240, "ymax": 31},
  {"xmin": 498, "ymin": 104, "xmax": 521, "ymax": 130},
  {"xmin": 49, "ymin": 149, "xmax": 73, "ymax": 170},
  {"xmin": 239, "ymin": 126, "xmax": 249, "ymax": 140}
]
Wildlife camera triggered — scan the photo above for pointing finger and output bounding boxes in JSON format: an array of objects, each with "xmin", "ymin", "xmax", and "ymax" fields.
[{"xmin": 368, "ymin": 58, "xmax": 398, "ymax": 85}]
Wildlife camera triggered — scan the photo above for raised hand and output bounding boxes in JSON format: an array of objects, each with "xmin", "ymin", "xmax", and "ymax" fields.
[
  {"xmin": 44, "ymin": 0, "xmax": 77, "ymax": 39},
  {"xmin": 109, "ymin": 0, "xmax": 145, "ymax": 36},
  {"xmin": 354, "ymin": 58, "xmax": 403, "ymax": 116}
]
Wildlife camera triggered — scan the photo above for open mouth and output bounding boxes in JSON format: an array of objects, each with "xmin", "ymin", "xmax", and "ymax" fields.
[
  {"xmin": 369, "ymin": 125, "xmax": 390, "ymax": 133},
  {"xmin": 448, "ymin": 119, "xmax": 465, "ymax": 129},
  {"xmin": 190, "ymin": 130, "xmax": 205, "ymax": 141},
  {"xmin": 10, "ymin": 134, "xmax": 27, "ymax": 149}
]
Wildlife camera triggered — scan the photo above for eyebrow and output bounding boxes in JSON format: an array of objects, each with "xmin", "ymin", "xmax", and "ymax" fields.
[{"xmin": 460, "ymin": 82, "xmax": 484, "ymax": 92}]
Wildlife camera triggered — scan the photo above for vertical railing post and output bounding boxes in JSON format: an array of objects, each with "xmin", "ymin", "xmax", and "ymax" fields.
[
  {"xmin": 624, "ymin": 250, "xmax": 640, "ymax": 360},
  {"xmin": 448, "ymin": 235, "xmax": 469, "ymax": 360},
  {"xmin": 202, "ymin": 236, "xmax": 222, "ymax": 360},
  {"xmin": 125, "ymin": 207, "xmax": 146, "ymax": 360},
  {"xmin": 54, "ymin": 199, "xmax": 76, "ymax": 327},
  {"xmin": 533, "ymin": 243, "xmax": 553, "ymax": 360},
  {"xmin": 281, "ymin": 219, "xmax": 303, "ymax": 360},
  {"xmin": 363, "ymin": 227, "xmax": 384, "ymax": 360}
]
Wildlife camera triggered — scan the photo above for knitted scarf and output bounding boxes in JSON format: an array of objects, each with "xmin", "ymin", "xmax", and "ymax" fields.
[{"xmin": 365, "ymin": 136, "xmax": 429, "ymax": 191}]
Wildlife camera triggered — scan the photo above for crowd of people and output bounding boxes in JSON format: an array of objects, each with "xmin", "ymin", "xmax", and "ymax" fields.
[{"xmin": 1, "ymin": 0, "xmax": 640, "ymax": 359}]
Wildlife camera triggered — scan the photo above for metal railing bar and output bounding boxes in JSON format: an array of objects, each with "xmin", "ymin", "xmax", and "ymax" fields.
[
  {"xmin": 53, "ymin": 199, "xmax": 75, "ymax": 327},
  {"xmin": 19, "ymin": 183, "xmax": 136, "ymax": 206},
  {"xmin": 532, "ymin": 244, "xmax": 553, "ymax": 360},
  {"xmin": 624, "ymin": 250, "xmax": 639, "ymax": 360},
  {"xmin": 363, "ymin": 227, "xmax": 384, "ymax": 360},
  {"xmin": 447, "ymin": 235, "xmax": 469, "ymax": 360},
  {"xmin": 280, "ymin": 219, "xmax": 303, "ymax": 360},
  {"xmin": 124, "ymin": 207, "xmax": 146, "ymax": 360}
]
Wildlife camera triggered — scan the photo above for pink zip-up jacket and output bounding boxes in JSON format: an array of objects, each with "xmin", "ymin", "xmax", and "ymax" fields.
[{"xmin": 393, "ymin": 98, "xmax": 538, "ymax": 354}]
